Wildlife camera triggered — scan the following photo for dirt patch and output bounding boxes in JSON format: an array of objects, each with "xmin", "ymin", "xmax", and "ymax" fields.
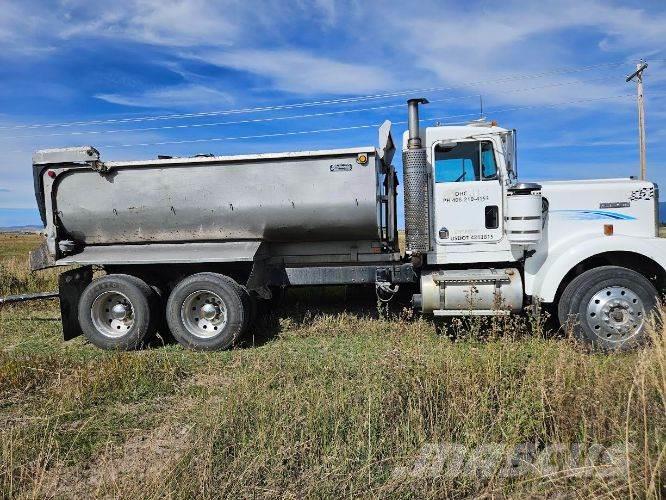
[
  {"xmin": 37, "ymin": 424, "xmax": 192, "ymax": 498},
  {"xmin": 187, "ymin": 370, "xmax": 234, "ymax": 389}
]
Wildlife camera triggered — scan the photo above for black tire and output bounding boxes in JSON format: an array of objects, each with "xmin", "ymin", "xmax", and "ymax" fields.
[
  {"xmin": 166, "ymin": 272, "xmax": 246, "ymax": 351},
  {"xmin": 214, "ymin": 276, "xmax": 255, "ymax": 331},
  {"xmin": 557, "ymin": 266, "xmax": 658, "ymax": 351},
  {"xmin": 78, "ymin": 274, "xmax": 158, "ymax": 350}
]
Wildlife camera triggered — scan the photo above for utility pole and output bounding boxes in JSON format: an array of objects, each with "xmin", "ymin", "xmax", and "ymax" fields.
[{"xmin": 626, "ymin": 60, "xmax": 648, "ymax": 180}]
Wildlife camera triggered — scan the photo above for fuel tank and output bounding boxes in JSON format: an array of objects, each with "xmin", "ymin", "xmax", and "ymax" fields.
[{"xmin": 47, "ymin": 147, "xmax": 387, "ymax": 245}]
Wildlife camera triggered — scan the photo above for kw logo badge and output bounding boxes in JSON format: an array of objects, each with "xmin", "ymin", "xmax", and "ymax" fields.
[{"xmin": 630, "ymin": 187, "xmax": 654, "ymax": 201}]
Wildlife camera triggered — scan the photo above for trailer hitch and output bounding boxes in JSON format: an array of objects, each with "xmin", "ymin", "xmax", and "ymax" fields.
[{"xmin": 375, "ymin": 267, "xmax": 399, "ymax": 303}]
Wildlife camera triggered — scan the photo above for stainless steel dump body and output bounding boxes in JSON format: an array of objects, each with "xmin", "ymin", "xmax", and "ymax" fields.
[
  {"xmin": 55, "ymin": 148, "xmax": 381, "ymax": 245},
  {"xmin": 32, "ymin": 122, "xmax": 397, "ymax": 266}
]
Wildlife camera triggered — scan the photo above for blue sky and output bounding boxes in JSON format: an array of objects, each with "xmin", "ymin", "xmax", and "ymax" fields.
[{"xmin": 1, "ymin": 0, "xmax": 666, "ymax": 227}]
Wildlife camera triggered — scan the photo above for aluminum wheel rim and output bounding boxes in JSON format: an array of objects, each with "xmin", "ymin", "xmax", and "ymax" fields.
[
  {"xmin": 91, "ymin": 291, "xmax": 135, "ymax": 338},
  {"xmin": 586, "ymin": 286, "xmax": 646, "ymax": 342},
  {"xmin": 180, "ymin": 290, "xmax": 228, "ymax": 339}
]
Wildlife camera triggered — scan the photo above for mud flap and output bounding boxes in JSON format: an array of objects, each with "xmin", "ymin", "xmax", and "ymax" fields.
[
  {"xmin": 58, "ymin": 266, "xmax": 93, "ymax": 340},
  {"xmin": 29, "ymin": 239, "xmax": 55, "ymax": 271},
  {"xmin": 246, "ymin": 258, "xmax": 272, "ymax": 300}
]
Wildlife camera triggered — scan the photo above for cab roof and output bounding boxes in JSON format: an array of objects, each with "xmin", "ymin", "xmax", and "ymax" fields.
[{"xmin": 401, "ymin": 124, "xmax": 509, "ymax": 149}]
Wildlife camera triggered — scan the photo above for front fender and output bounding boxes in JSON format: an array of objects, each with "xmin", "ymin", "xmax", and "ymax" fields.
[{"xmin": 528, "ymin": 235, "xmax": 666, "ymax": 303}]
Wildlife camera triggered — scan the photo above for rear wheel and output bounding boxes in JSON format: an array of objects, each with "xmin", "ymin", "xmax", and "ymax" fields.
[
  {"xmin": 78, "ymin": 274, "xmax": 158, "ymax": 350},
  {"xmin": 166, "ymin": 273, "xmax": 246, "ymax": 350},
  {"xmin": 558, "ymin": 266, "xmax": 658, "ymax": 350}
]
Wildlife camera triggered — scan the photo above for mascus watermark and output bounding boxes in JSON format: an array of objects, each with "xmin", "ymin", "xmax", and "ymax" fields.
[{"xmin": 392, "ymin": 442, "xmax": 634, "ymax": 480}]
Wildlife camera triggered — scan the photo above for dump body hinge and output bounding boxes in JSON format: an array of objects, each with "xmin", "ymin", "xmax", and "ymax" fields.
[
  {"xmin": 89, "ymin": 159, "xmax": 107, "ymax": 173},
  {"xmin": 32, "ymin": 146, "xmax": 106, "ymax": 173},
  {"xmin": 32, "ymin": 146, "xmax": 100, "ymax": 165}
]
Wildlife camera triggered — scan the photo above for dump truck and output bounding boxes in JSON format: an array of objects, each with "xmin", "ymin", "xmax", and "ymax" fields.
[{"xmin": 29, "ymin": 99, "xmax": 666, "ymax": 351}]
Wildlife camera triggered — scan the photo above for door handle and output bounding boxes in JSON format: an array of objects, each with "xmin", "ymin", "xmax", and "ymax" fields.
[{"xmin": 485, "ymin": 205, "xmax": 499, "ymax": 229}]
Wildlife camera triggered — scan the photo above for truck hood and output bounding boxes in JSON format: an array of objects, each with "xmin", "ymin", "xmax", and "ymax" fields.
[{"xmin": 536, "ymin": 177, "xmax": 657, "ymax": 238}]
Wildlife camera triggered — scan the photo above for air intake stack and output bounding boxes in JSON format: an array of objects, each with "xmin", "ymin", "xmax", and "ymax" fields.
[{"xmin": 403, "ymin": 98, "xmax": 430, "ymax": 255}]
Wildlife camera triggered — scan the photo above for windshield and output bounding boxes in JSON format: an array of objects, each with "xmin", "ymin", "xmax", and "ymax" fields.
[{"xmin": 434, "ymin": 141, "xmax": 497, "ymax": 183}]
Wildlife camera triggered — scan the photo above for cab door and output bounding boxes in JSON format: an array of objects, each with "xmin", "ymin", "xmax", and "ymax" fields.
[{"xmin": 432, "ymin": 139, "xmax": 504, "ymax": 245}]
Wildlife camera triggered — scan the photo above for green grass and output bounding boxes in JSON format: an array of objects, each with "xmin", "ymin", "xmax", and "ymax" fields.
[{"xmin": 0, "ymin": 234, "xmax": 664, "ymax": 498}]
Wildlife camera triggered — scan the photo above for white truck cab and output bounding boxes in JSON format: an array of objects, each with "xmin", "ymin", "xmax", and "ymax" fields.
[{"xmin": 402, "ymin": 98, "xmax": 665, "ymax": 350}]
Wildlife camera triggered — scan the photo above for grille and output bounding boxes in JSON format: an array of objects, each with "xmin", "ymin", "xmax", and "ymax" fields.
[{"xmin": 402, "ymin": 149, "xmax": 429, "ymax": 252}]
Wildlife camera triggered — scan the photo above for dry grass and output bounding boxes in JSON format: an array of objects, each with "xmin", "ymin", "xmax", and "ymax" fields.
[
  {"xmin": 0, "ymin": 234, "xmax": 663, "ymax": 498},
  {"xmin": 0, "ymin": 233, "xmax": 59, "ymax": 296},
  {"xmin": 0, "ymin": 233, "xmax": 43, "ymax": 260}
]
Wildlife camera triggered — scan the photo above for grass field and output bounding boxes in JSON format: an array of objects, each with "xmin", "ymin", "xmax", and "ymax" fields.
[{"xmin": 0, "ymin": 233, "xmax": 664, "ymax": 498}]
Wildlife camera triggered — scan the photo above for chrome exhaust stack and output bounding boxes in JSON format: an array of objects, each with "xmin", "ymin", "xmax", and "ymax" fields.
[
  {"xmin": 403, "ymin": 98, "xmax": 430, "ymax": 255},
  {"xmin": 407, "ymin": 98, "xmax": 428, "ymax": 149}
]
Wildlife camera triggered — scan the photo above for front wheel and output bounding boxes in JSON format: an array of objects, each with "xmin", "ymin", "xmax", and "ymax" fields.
[{"xmin": 557, "ymin": 266, "xmax": 659, "ymax": 351}]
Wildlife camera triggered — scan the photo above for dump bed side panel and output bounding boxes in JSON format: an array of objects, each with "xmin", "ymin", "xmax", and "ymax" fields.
[{"xmin": 53, "ymin": 152, "xmax": 380, "ymax": 245}]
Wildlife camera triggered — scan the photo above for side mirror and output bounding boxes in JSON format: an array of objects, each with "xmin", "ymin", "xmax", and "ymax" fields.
[
  {"xmin": 502, "ymin": 130, "xmax": 518, "ymax": 180},
  {"xmin": 510, "ymin": 129, "xmax": 518, "ymax": 179}
]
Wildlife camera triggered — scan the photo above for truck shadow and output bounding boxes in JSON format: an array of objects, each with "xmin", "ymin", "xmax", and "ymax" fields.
[
  {"xmin": 237, "ymin": 285, "xmax": 394, "ymax": 349},
  {"xmin": 233, "ymin": 287, "xmax": 564, "ymax": 349},
  {"xmin": 143, "ymin": 286, "xmax": 562, "ymax": 351},
  {"xmin": 143, "ymin": 285, "xmax": 396, "ymax": 350}
]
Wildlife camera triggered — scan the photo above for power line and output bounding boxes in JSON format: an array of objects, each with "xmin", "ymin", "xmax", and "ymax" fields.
[
  {"xmin": 7, "ymin": 93, "xmax": 638, "ymax": 154},
  {"xmin": 435, "ymin": 93, "xmax": 637, "ymax": 122},
  {"xmin": 0, "ymin": 61, "xmax": 630, "ymax": 131},
  {"xmin": 1, "ymin": 102, "xmax": 410, "ymax": 140},
  {"xmin": 0, "ymin": 75, "xmax": 623, "ymax": 140},
  {"xmin": 87, "ymin": 93, "xmax": 636, "ymax": 150}
]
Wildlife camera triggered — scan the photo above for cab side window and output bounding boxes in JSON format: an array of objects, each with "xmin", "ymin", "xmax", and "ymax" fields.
[
  {"xmin": 434, "ymin": 141, "xmax": 498, "ymax": 183},
  {"xmin": 480, "ymin": 142, "xmax": 498, "ymax": 179}
]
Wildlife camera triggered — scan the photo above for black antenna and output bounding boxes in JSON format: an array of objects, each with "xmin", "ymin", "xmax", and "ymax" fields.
[{"xmin": 479, "ymin": 95, "xmax": 484, "ymax": 118}]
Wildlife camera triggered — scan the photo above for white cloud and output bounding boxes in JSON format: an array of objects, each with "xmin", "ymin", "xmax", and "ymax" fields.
[
  {"xmin": 0, "ymin": 3, "xmax": 32, "ymax": 41},
  {"xmin": 0, "ymin": 147, "xmax": 39, "ymax": 208},
  {"xmin": 0, "ymin": 2, "xmax": 58, "ymax": 55},
  {"xmin": 53, "ymin": 0, "xmax": 352, "ymax": 48},
  {"xmin": 193, "ymin": 48, "xmax": 395, "ymax": 95},
  {"xmin": 95, "ymin": 84, "xmax": 234, "ymax": 109},
  {"xmin": 311, "ymin": 0, "xmax": 338, "ymax": 26},
  {"xmin": 3, "ymin": 0, "xmax": 663, "ymax": 105},
  {"xmin": 383, "ymin": 0, "xmax": 666, "ymax": 106},
  {"xmin": 1, "ymin": 0, "xmax": 666, "ymax": 210},
  {"xmin": 58, "ymin": 0, "xmax": 240, "ymax": 47},
  {"xmin": 86, "ymin": 0, "xmax": 392, "ymax": 98}
]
